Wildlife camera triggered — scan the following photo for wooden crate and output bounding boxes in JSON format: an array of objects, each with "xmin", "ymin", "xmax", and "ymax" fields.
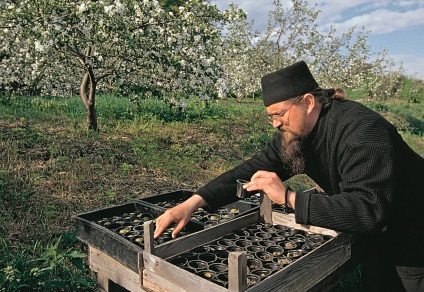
[
  {"xmin": 77, "ymin": 193, "xmax": 353, "ymax": 291},
  {"xmin": 74, "ymin": 195, "xmax": 257, "ymax": 272},
  {"xmin": 141, "ymin": 196, "xmax": 352, "ymax": 292}
]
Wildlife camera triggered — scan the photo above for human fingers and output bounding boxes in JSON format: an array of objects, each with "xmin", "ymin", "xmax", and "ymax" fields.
[
  {"xmin": 250, "ymin": 170, "xmax": 273, "ymax": 181},
  {"xmin": 171, "ymin": 219, "xmax": 188, "ymax": 238},
  {"xmin": 154, "ymin": 212, "xmax": 174, "ymax": 239},
  {"xmin": 244, "ymin": 171, "xmax": 274, "ymax": 191}
]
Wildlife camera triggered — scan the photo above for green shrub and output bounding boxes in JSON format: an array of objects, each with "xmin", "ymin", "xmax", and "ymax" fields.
[
  {"xmin": 399, "ymin": 77, "xmax": 424, "ymax": 103},
  {"xmin": 0, "ymin": 231, "xmax": 96, "ymax": 292}
]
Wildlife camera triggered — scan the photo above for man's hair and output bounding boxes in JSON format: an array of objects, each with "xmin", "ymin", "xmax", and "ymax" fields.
[{"xmin": 309, "ymin": 88, "xmax": 346, "ymax": 107}]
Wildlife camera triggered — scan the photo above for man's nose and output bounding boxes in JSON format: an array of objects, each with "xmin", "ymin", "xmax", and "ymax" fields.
[{"xmin": 272, "ymin": 118, "xmax": 283, "ymax": 129}]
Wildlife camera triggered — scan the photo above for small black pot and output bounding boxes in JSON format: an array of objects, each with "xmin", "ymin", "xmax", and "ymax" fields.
[
  {"xmin": 272, "ymin": 224, "xmax": 288, "ymax": 232},
  {"xmin": 246, "ymin": 246, "xmax": 264, "ymax": 253},
  {"xmin": 198, "ymin": 252, "xmax": 217, "ymax": 263},
  {"xmin": 247, "ymin": 274, "xmax": 261, "ymax": 287},
  {"xmin": 251, "ymin": 268, "xmax": 272, "ymax": 278},
  {"xmin": 188, "ymin": 260, "xmax": 208, "ymax": 270},
  {"xmin": 255, "ymin": 251, "xmax": 274, "ymax": 262},
  {"xmin": 254, "ymin": 232, "xmax": 272, "ymax": 239},
  {"xmin": 286, "ymin": 249, "xmax": 303, "ymax": 259},
  {"xmin": 217, "ymin": 239, "xmax": 235, "ymax": 247},
  {"xmin": 215, "ymin": 251, "xmax": 229, "ymax": 260},
  {"xmin": 259, "ymin": 240, "xmax": 277, "ymax": 247},
  {"xmin": 263, "ymin": 262, "xmax": 281, "ymax": 271},
  {"xmin": 196, "ymin": 270, "xmax": 216, "ymax": 280},
  {"xmin": 234, "ymin": 229, "xmax": 249, "ymax": 237},
  {"xmin": 217, "ymin": 272, "xmax": 229, "ymax": 282},
  {"xmin": 266, "ymin": 245, "xmax": 284, "ymax": 257},
  {"xmin": 169, "ymin": 257, "xmax": 188, "ymax": 267},
  {"xmin": 207, "ymin": 245, "xmax": 227, "ymax": 252},
  {"xmin": 208, "ymin": 263, "xmax": 228, "ymax": 272},
  {"xmin": 235, "ymin": 239, "xmax": 253, "ymax": 248},
  {"xmin": 273, "ymin": 256, "xmax": 293, "ymax": 266},
  {"xmin": 193, "ymin": 246, "xmax": 210, "ymax": 254},
  {"xmin": 247, "ymin": 258, "xmax": 263, "ymax": 270},
  {"xmin": 280, "ymin": 241, "xmax": 297, "ymax": 250},
  {"xmin": 105, "ymin": 222, "xmax": 121, "ymax": 231},
  {"xmin": 226, "ymin": 246, "xmax": 243, "ymax": 252}
]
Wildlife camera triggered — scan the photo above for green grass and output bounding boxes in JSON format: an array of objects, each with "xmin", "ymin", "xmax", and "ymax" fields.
[
  {"xmin": 0, "ymin": 231, "xmax": 95, "ymax": 291},
  {"xmin": 0, "ymin": 93, "xmax": 422, "ymax": 291}
]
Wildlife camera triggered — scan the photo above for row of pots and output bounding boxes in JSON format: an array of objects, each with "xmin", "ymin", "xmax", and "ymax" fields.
[
  {"xmin": 95, "ymin": 211, "xmax": 192, "ymax": 247},
  {"xmin": 167, "ymin": 223, "xmax": 333, "ymax": 288}
]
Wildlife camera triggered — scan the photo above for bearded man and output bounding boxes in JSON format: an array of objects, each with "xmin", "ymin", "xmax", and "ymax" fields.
[{"xmin": 154, "ymin": 61, "xmax": 424, "ymax": 291}]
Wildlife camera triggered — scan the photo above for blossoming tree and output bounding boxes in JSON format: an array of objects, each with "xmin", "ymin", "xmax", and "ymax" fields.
[
  {"xmin": 0, "ymin": 0, "xmax": 242, "ymax": 129},
  {"xmin": 220, "ymin": 0, "xmax": 403, "ymax": 101}
]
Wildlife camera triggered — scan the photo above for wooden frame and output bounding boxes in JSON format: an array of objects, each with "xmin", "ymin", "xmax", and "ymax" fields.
[
  {"xmin": 89, "ymin": 246, "xmax": 145, "ymax": 292},
  {"xmin": 81, "ymin": 193, "xmax": 354, "ymax": 291},
  {"xmin": 141, "ymin": 193, "xmax": 352, "ymax": 291}
]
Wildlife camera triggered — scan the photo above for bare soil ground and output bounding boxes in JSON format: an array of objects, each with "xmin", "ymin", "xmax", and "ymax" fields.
[{"xmin": 0, "ymin": 117, "xmax": 258, "ymax": 247}]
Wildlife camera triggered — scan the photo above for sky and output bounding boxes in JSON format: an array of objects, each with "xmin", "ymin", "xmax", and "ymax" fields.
[{"xmin": 212, "ymin": 0, "xmax": 424, "ymax": 80}]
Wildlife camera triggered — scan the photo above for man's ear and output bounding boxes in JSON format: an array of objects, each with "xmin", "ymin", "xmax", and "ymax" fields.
[{"xmin": 303, "ymin": 93, "xmax": 315, "ymax": 114}]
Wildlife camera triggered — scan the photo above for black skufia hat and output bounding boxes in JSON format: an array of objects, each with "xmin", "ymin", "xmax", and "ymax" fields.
[{"xmin": 261, "ymin": 61, "xmax": 319, "ymax": 107}]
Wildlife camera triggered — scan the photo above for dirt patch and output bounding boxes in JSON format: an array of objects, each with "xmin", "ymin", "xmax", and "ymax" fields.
[{"xmin": 0, "ymin": 118, "xmax": 225, "ymax": 246}]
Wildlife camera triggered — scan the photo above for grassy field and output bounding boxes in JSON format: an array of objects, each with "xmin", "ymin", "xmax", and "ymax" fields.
[{"xmin": 1, "ymin": 93, "xmax": 423, "ymax": 291}]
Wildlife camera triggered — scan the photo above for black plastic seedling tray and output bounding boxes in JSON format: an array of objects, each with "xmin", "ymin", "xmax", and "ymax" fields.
[
  {"xmin": 163, "ymin": 222, "xmax": 336, "ymax": 290},
  {"xmin": 138, "ymin": 189, "xmax": 259, "ymax": 227},
  {"xmin": 138, "ymin": 189, "xmax": 195, "ymax": 208},
  {"xmin": 73, "ymin": 202, "xmax": 203, "ymax": 272},
  {"xmin": 141, "ymin": 211, "xmax": 353, "ymax": 292}
]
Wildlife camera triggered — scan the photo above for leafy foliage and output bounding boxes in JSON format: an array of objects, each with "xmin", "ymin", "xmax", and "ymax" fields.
[{"xmin": 0, "ymin": 232, "xmax": 96, "ymax": 291}]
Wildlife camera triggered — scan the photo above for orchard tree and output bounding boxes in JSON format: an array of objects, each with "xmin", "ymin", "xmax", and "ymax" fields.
[
  {"xmin": 308, "ymin": 26, "xmax": 371, "ymax": 89},
  {"xmin": 263, "ymin": 0, "xmax": 402, "ymax": 99},
  {"xmin": 365, "ymin": 49, "xmax": 403, "ymax": 100},
  {"xmin": 220, "ymin": 0, "xmax": 322, "ymax": 101},
  {"xmin": 219, "ymin": 4, "xmax": 262, "ymax": 102},
  {"xmin": 0, "ymin": 0, "xmax": 243, "ymax": 130},
  {"xmin": 257, "ymin": 0, "xmax": 320, "ymax": 71}
]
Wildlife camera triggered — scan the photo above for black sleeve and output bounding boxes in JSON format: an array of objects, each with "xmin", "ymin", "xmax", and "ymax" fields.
[{"xmin": 195, "ymin": 133, "xmax": 291, "ymax": 210}]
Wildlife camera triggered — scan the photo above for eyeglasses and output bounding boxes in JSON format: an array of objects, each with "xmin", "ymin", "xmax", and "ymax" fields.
[{"xmin": 267, "ymin": 95, "xmax": 304, "ymax": 125}]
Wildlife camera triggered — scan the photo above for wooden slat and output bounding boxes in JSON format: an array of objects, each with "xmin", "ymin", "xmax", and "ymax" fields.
[
  {"xmin": 259, "ymin": 192, "xmax": 273, "ymax": 224},
  {"xmin": 89, "ymin": 246, "xmax": 145, "ymax": 292},
  {"xmin": 143, "ymin": 252, "xmax": 228, "ymax": 292},
  {"xmin": 144, "ymin": 220, "xmax": 155, "ymax": 255},
  {"xmin": 143, "ymin": 269, "xmax": 191, "ymax": 292},
  {"xmin": 272, "ymin": 212, "xmax": 339, "ymax": 237},
  {"xmin": 97, "ymin": 273, "xmax": 109, "ymax": 292},
  {"xmin": 228, "ymin": 251, "xmax": 247, "ymax": 292},
  {"xmin": 153, "ymin": 211, "xmax": 260, "ymax": 259},
  {"xmin": 307, "ymin": 255, "xmax": 358, "ymax": 292}
]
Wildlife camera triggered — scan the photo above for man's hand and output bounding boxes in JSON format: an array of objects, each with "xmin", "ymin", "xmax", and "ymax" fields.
[
  {"xmin": 154, "ymin": 194, "xmax": 206, "ymax": 239},
  {"xmin": 244, "ymin": 171, "xmax": 291, "ymax": 206}
]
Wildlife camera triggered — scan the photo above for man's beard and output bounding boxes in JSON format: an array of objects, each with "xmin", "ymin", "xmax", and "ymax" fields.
[{"xmin": 280, "ymin": 128, "xmax": 307, "ymax": 175}]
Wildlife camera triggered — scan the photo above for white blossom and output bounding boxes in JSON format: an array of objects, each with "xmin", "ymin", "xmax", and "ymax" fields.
[
  {"xmin": 115, "ymin": 1, "xmax": 125, "ymax": 15},
  {"xmin": 78, "ymin": 3, "xmax": 88, "ymax": 13},
  {"xmin": 104, "ymin": 5, "xmax": 113, "ymax": 15},
  {"xmin": 34, "ymin": 40, "xmax": 48, "ymax": 53}
]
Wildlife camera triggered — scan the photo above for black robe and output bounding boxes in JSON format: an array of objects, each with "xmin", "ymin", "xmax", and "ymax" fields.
[{"xmin": 195, "ymin": 98, "xmax": 424, "ymax": 265}]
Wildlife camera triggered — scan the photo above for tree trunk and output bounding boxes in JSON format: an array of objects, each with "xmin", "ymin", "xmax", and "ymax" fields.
[{"xmin": 79, "ymin": 47, "xmax": 98, "ymax": 130}]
